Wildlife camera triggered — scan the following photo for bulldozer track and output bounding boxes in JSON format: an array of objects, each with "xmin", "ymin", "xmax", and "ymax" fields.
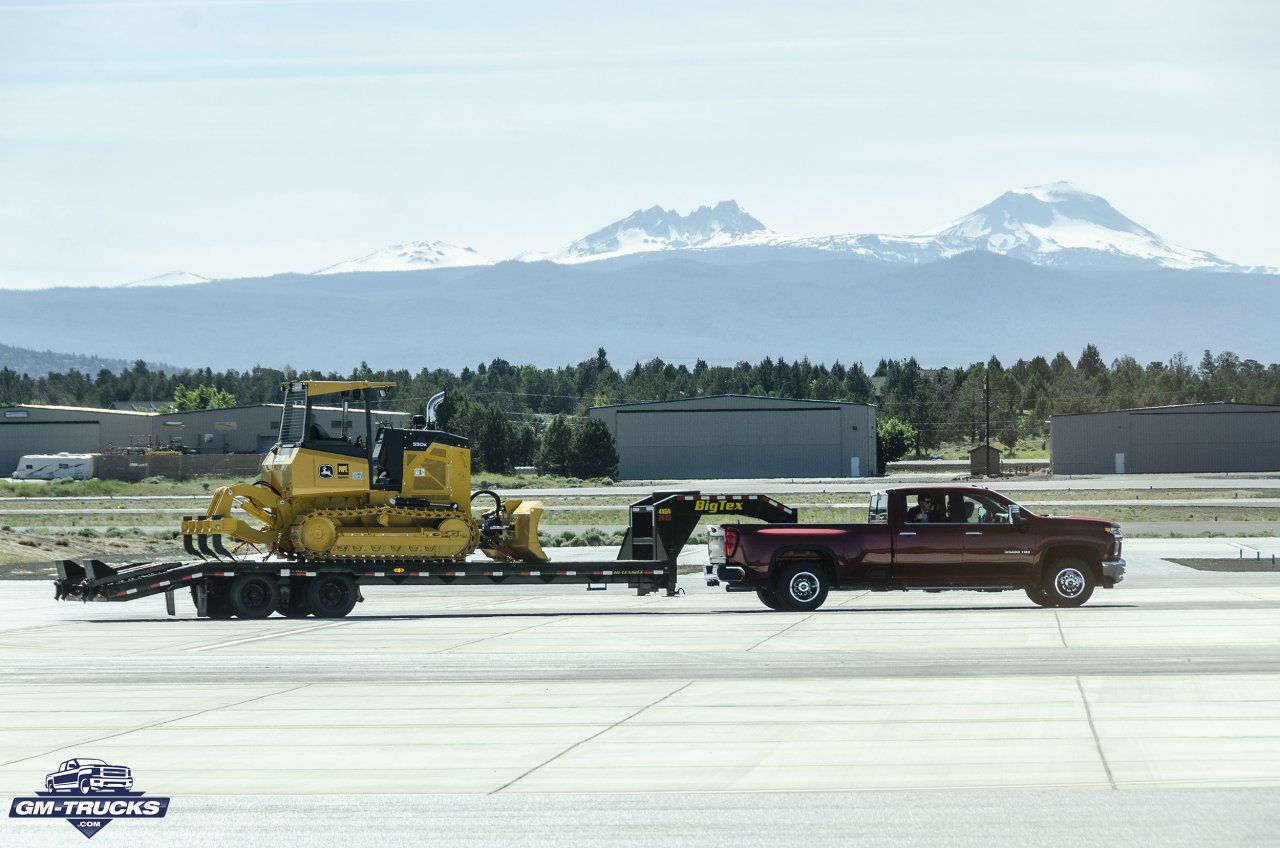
[{"xmin": 288, "ymin": 505, "xmax": 480, "ymax": 561}]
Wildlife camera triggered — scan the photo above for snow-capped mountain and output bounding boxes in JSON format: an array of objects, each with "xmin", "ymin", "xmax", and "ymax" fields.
[
  {"xmin": 314, "ymin": 240, "xmax": 494, "ymax": 275},
  {"xmin": 521, "ymin": 200, "xmax": 772, "ymax": 263},
  {"xmin": 120, "ymin": 270, "xmax": 211, "ymax": 287},
  {"xmin": 774, "ymin": 182, "xmax": 1254, "ymax": 272},
  {"xmin": 243, "ymin": 184, "xmax": 1270, "ymax": 280}
]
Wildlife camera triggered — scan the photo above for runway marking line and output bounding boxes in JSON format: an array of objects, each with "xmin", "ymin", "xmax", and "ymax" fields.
[{"xmin": 185, "ymin": 621, "xmax": 351, "ymax": 652}]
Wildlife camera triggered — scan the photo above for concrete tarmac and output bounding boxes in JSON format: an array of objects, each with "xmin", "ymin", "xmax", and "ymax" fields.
[{"xmin": 2, "ymin": 540, "xmax": 1279, "ymax": 846}]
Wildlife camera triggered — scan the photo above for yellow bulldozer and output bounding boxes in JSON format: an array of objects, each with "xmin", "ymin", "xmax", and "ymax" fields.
[{"xmin": 180, "ymin": 380, "xmax": 547, "ymax": 564}]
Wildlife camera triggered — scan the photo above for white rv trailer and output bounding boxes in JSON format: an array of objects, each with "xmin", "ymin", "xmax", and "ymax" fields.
[{"xmin": 11, "ymin": 453, "xmax": 95, "ymax": 480}]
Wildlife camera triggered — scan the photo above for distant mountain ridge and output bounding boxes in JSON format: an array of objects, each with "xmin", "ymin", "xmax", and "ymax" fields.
[
  {"xmin": 3, "ymin": 250, "xmax": 1276, "ymax": 377},
  {"xmin": 308, "ymin": 183, "xmax": 1276, "ymax": 276},
  {"xmin": 520, "ymin": 200, "xmax": 771, "ymax": 263},
  {"xmin": 0, "ymin": 343, "xmax": 175, "ymax": 378},
  {"xmin": 102, "ymin": 182, "xmax": 1272, "ymax": 286},
  {"xmin": 314, "ymin": 240, "xmax": 495, "ymax": 274},
  {"xmin": 773, "ymin": 182, "xmax": 1250, "ymax": 272}
]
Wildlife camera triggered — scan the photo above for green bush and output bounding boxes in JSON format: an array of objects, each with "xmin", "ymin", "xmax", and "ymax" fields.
[{"xmin": 580, "ymin": 528, "xmax": 608, "ymax": 546}]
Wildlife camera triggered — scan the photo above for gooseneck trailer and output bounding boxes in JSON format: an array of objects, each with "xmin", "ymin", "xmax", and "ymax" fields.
[{"xmin": 53, "ymin": 492, "xmax": 797, "ymax": 618}]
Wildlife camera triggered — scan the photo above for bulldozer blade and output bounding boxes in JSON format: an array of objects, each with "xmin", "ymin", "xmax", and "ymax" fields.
[
  {"xmin": 492, "ymin": 499, "xmax": 549, "ymax": 563},
  {"xmin": 196, "ymin": 534, "xmax": 220, "ymax": 560},
  {"xmin": 183, "ymin": 534, "xmax": 205, "ymax": 559},
  {"xmin": 210, "ymin": 534, "xmax": 234, "ymax": 561}
]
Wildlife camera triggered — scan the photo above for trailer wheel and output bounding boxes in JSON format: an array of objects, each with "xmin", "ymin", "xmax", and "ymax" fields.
[
  {"xmin": 755, "ymin": 588, "xmax": 785, "ymax": 611},
  {"xmin": 775, "ymin": 562, "xmax": 829, "ymax": 612},
  {"xmin": 229, "ymin": 573, "xmax": 280, "ymax": 619},
  {"xmin": 305, "ymin": 574, "xmax": 358, "ymax": 618}
]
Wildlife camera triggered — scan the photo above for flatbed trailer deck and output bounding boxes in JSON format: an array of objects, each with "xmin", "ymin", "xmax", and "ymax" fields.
[{"xmin": 53, "ymin": 492, "xmax": 797, "ymax": 618}]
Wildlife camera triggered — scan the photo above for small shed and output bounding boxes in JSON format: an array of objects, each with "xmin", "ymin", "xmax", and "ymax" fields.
[{"xmin": 969, "ymin": 445, "xmax": 1002, "ymax": 477}]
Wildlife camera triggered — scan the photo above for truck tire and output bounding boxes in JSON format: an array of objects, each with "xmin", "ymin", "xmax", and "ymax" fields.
[
  {"xmin": 775, "ymin": 562, "xmax": 829, "ymax": 612},
  {"xmin": 1043, "ymin": 557, "xmax": 1095, "ymax": 607},
  {"xmin": 1025, "ymin": 587, "xmax": 1056, "ymax": 607},
  {"xmin": 305, "ymin": 574, "xmax": 358, "ymax": 618},
  {"xmin": 228, "ymin": 573, "xmax": 280, "ymax": 619},
  {"xmin": 756, "ymin": 588, "xmax": 785, "ymax": 611},
  {"xmin": 78, "ymin": 777, "xmax": 91, "ymax": 795}
]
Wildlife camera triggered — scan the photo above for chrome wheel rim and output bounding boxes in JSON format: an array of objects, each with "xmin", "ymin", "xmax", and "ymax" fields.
[
  {"xmin": 1055, "ymin": 568, "xmax": 1086, "ymax": 598},
  {"xmin": 789, "ymin": 572, "xmax": 819, "ymax": 603}
]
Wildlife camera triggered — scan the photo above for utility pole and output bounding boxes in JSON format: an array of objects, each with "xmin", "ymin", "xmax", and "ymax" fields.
[{"xmin": 984, "ymin": 367, "xmax": 991, "ymax": 477}]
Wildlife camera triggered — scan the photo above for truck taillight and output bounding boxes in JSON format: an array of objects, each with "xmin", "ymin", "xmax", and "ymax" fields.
[{"xmin": 723, "ymin": 528, "xmax": 739, "ymax": 558}]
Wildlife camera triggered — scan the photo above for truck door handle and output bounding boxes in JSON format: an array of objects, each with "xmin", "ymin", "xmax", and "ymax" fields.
[
  {"xmin": 898, "ymin": 531, "xmax": 916, "ymax": 537},
  {"xmin": 965, "ymin": 531, "xmax": 982, "ymax": 536}
]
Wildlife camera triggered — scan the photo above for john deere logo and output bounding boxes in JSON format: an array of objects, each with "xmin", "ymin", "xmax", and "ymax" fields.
[
  {"xmin": 8, "ymin": 758, "xmax": 169, "ymax": 839},
  {"xmin": 319, "ymin": 464, "xmax": 334, "ymax": 479}
]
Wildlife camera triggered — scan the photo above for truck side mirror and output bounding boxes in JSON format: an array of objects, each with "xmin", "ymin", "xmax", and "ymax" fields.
[{"xmin": 1009, "ymin": 504, "xmax": 1028, "ymax": 530}]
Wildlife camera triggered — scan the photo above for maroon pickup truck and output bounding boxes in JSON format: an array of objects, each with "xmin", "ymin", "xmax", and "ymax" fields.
[{"xmin": 705, "ymin": 485, "xmax": 1124, "ymax": 611}]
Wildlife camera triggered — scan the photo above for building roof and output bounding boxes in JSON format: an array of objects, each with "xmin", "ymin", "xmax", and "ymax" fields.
[
  {"xmin": 12, "ymin": 404, "xmax": 155, "ymax": 417},
  {"xmin": 7, "ymin": 402, "xmax": 411, "ymax": 418},
  {"xmin": 1051, "ymin": 401, "xmax": 1280, "ymax": 419},
  {"xmin": 590, "ymin": 393, "xmax": 876, "ymax": 411}
]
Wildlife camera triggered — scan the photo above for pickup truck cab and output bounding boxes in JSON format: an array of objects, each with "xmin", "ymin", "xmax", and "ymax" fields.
[
  {"xmin": 44, "ymin": 758, "xmax": 133, "ymax": 794},
  {"xmin": 706, "ymin": 485, "xmax": 1124, "ymax": 611}
]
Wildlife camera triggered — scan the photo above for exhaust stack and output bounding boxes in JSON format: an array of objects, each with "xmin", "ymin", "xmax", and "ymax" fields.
[{"xmin": 426, "ymin": 391, "xmax": 445, "ymax": 429}]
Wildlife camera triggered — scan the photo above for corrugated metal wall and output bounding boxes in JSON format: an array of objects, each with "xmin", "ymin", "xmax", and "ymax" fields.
[
  {"xmin": 1051, "ymin": 404, "xmax": 1280, "ymax": 474},
  {"xmin": 591, "ymin": 395, "xmax": 877, "ymax": 480},
  {"xmin": 2, "ymin": 422, "xmax": 100, "ymax": 476},
  {"xmin": 2, "ymin": 404, "xmax": 413, "ymax": 477}
]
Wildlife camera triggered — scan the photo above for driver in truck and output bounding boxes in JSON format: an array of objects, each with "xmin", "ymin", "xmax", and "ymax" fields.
[{"xmin": 906, "ymin": 494, "xmax": 936, "ymax": 523}]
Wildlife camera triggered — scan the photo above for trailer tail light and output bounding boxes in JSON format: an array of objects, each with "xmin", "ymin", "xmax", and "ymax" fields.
[{"xmin": 723, "ymin": 528, "xmax": 739, "ymax": 558}]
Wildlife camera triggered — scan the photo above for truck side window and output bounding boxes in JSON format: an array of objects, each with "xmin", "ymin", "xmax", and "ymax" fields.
[{"xmin": 978, "ymin": 498, "xmax": 1010, "ymax": 523}]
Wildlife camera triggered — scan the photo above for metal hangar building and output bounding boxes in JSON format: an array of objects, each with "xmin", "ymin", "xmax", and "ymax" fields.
[
  {"xmin": 589, "ymin": 394, "xmax": 878, "ymax": 480},
  {"xmin": 1049, "ymin": 402, "xmax": 1280, "ymax": 475}
]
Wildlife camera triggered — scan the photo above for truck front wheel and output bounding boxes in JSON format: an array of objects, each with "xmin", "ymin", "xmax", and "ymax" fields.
[
  {"xmin": 1043, "ymin": 557, "xmax": 1096, "ymax": 607},
  {"xmin": 775, "ymin": 563, "xmax": 829, "ymax": 612}
]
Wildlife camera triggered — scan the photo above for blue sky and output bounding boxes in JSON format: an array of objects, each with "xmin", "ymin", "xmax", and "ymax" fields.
[{"xmin": 1, "ymin": 0, "xmax": 1276, "ymax": 288}]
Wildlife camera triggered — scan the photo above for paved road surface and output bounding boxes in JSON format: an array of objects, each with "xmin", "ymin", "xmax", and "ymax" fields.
[{"xmin": 2, "ymin": 539, "xmax": 1279, "ymax": 846}]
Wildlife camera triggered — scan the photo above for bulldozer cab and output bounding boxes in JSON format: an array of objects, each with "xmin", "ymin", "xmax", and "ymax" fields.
[
  {"xmin": 279, "ymin": 380, "xmax": 393, "ymax": 458},
  {"xmin": 275, "ymin": 380, "xmax": 473, "ymax": 508}
]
